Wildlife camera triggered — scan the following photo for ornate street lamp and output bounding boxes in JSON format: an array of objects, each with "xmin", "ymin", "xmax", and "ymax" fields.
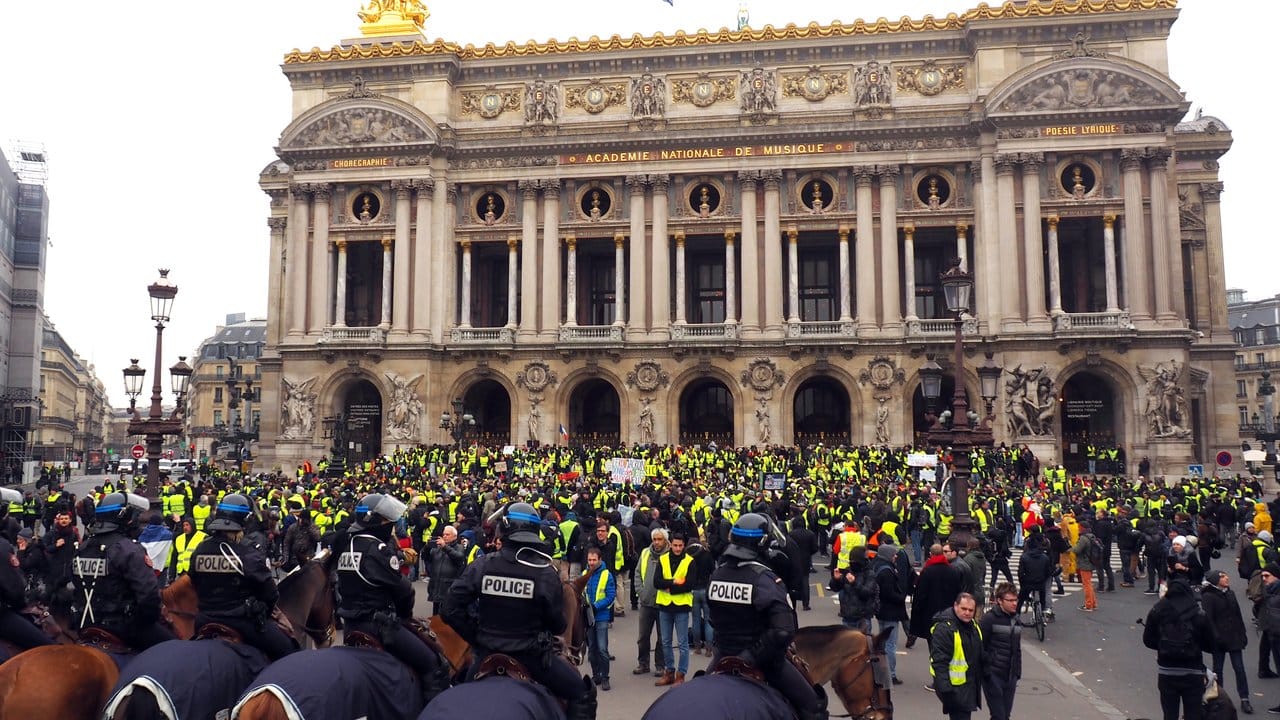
[
  {"xmin": 439, "ymin": 397, "xmax": 476, "ymax": 447},
  {"xmin": 125, "ymin": 270, "xmax": 190, "ymax": 499},
  {"xmin": 1257, "ymin": 371, "xmax": 1279, "ymax": 482},
  {"xmin": 321, "ymin": 413, "xmax": 348, "ymax": 478},
  {"xmin": 214, "ymin": 357, "xmax": 258, "ymax": 469},
  {"xmin": 978, "ymin": 354, "xmax": 1004, "ymax": 424}
]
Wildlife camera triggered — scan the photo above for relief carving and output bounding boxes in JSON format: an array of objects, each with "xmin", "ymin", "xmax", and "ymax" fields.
[
  {"xmin": 385, "ymin": 373, "xmax": 424, "ymax": 442},
  {"xmin": 1139, "ymin": 359, "xmax": 1193, "ymax": 439},
  {"xmin": 630, "ymin": 72, "xmax": 667, "ymax": 118},
  {"xmin": 1004, "ymin": 365, "xmax": 1056, "ymax": 437},
  {"xmin": 293, "ymin": 108, "xmax": 428, "ymax": 147},
  {"xmin": 280, "ymin": 377, "xmax": 318, "ymax": 440},
  {"xmin": 997, "ymin": 69, "xmax": 1165, "ymax": 113}
]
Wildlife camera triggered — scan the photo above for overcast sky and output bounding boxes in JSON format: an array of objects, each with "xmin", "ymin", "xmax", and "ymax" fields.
[{"xmin": 0, "ymin": 0, "xmax": 1264, "ymax": 407}]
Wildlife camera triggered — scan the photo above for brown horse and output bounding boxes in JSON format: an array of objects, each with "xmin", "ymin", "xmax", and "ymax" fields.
[
  {"xmin": 0, "ymin": 576, "xmax": 198, "ymax": 720},
  {"xmin": 793, "ymin": 625, "xmax": 894, "ymax": 720}
]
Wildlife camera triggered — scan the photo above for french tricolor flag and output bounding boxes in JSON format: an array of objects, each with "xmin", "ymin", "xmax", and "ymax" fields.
[{"xmin": 559, "ymin": 424, "xmax": 570, "ymax": 443}]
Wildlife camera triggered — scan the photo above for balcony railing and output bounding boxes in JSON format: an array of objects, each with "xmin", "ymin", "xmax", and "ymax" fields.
[
  {"xmin": 906, "ymin": 317, "xmax": 980, "ymax": 337},
  {"xmin": 559, "ymin": 325, "xmax": 625, "ymax": 343},
  {"xmin": 786, "ymin": 320, "xmax": 858, "ymax": 339},
  {"xmin": 670, "ymin": 322, "xmax": 739, "ymax": 342},
  {"xmin": 319, "ymin": 326, "xmax": 386, "ymax": 346},
  {"xmin": 1052, "ymin": 311, "xmax": 1133, "ymax": 333},
  {"xmin": 1236, "ymin": 361, "xmax": 1280, "ymax": 372},
  {"xmin": 450, "ymin": 326, "xmax": 515, "ymax": 344}
]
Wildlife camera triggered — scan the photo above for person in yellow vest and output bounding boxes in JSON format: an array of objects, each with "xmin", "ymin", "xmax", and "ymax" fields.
[
  {"xmin": 170, "ymin": 517, "xmax": 208, "ymax": 580},
  {"xmin": 582, "ymin": 546, "xmax": 617, "ymax": 691},
  {"xmin": 929, "ymin": 592, "xmax": 983, "ymax": 713},
  {"xmin": 653, "ymin": 532, "xmax": 694, "ymax": 687},
  {"xmin": 832, "ymin": 520, "xmax": 866, "ymax": 573},
  {"xmin": 191, "ymin": 495, "xmax": 212, "ymax": 531}
]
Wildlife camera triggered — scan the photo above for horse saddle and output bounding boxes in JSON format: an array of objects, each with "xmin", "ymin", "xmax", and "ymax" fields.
[
  {"xmin": 194, "ymin": 622, "xmax": 244, "ymax": 644},
  {"xmin": 474, "ymin": 653, "xmax": 533, "ymax": 684},
  {"xmin": 708, "ymin": 656, "xmax": 766, "ymax": 685},
  {"xmin": 343, "ymin": 618, "xmax": 443, "ymax": 657},
  {"xmin": 19, "ymin": 603, "xmax": 60, "ymax": 639},
  {"xmin": 79, "ymin": 627, "xmax": 132, "ymax": 654}
]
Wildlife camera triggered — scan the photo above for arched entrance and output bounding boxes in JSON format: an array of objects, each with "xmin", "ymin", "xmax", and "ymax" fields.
[
  {"xmin": 339, "ymin": 379, "xmax": 382, "ymax": 464},
  {"xmin": 1059, "ymin": 371, "xmax": 1123, "ymax": 474},
  {"xmin": 462, "ymin": 379, "xmax": 511, "ymax": 446},
  {"xmin": 679, "ymin": 379, "xmax": 734, "ymax": 447},
  {"xmin": 793, "ymin": 377, "xmax": 850, "ymax": 447},
  {"xmin": 568, "ymin": 379, "xmax": 620, "ymax": 447}
]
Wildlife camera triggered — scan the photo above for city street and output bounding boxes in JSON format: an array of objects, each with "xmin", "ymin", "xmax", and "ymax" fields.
[{"xmin": 54, "ymin": 472, "xmax": 1276, "ymax": 719}]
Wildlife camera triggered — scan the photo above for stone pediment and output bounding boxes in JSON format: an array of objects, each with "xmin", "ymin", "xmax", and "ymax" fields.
[
  {"xmin": 987, "ymin": 56, "xmax": 1184, "ymax": 119},
  {"xmin": 279, "ymin": 95, "xmax": 437, "ymax": 153}
]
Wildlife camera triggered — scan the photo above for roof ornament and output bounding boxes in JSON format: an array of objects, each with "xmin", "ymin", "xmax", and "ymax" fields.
[
  {"xmin": 344, "ymin": 75, "xmax": 379, "ymax": 99},
  {"xmin": 1057, "ymin": 31, "xmax": 1105, "ymax": 59},
  {"xmin": 357, "ymin": 0, "xmax": 429, "ymax": 38}
]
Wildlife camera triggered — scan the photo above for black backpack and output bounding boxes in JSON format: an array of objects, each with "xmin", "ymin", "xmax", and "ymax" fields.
[
  {"xmin": 1086, "ymin": 535, "xmax": 1105, "ymax": 568},
  {"xmin": 1144, "ymin": 529, "xmax": 1165, "ymax": 556},
  {"xmin": 1157, "ymin": 604, "xmax": 1203, "ymax": 662}
]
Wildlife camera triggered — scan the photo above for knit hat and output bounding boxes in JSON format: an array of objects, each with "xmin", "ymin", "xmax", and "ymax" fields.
[
  {"xmin": 1172, "ymin": 535, "xmax": 1186, "ymax": 547},
  {"xmin": 877, "ymin": 543, "xmax": 900, "ymax": 561},
  {"xmin": 1261, "ymin": 530, "xmax": 1275, "ymax": 544},
  {"xmin": 1266, "ymin": 563, "xmax": 1280, "ymax": 577},
  {"xmin": 1246, "ymin": 522, "xmax": 1256, "ymax": 531}
]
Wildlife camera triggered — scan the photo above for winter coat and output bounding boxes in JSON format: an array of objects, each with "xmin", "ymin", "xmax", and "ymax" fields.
[
  {"xmin": 831, "ymin": 566, "xmax": 878, "ymax": 622},
  {"xmin": 426, "ymin": 538, "xmax": 467, "ymax": 602},
  {"xmin": 1260, "ymin": 580, "xmax": 1280, "ymax": 636},
  {"xmin": 959, "ymin": 549, "xmax": 987, "ymax": 605},
  {"xmin": 1059, "ymin": 516, "xmax": 1079, "ymax": 575},
  {"xmin": 929, "ymin": 607, "xmax": 984, "ymax": 712},
  {"xmin": 909, "ymin": 554, "xmax": 964, "ymax": 639},
  {"xmin": 978, "ymin": 604, "xmax": 1021, "ymax": 683},
  {"xmin": 873, "ymin": 559, "xmax": 909, "ymax": 623},
  {"xmin": 1017, "ymin": 544, "xmax": 1055, "ymax": 588},
  {"xmin": 1254, "ymin": 504, "xmax": 1273, "ymax": 535},
  {"xmin": 1201, "ymin": 583, "xmax": 1249, "ymax": 652},
  {"xmin": 1070, "ymin": 533, "xmax": 1096, "ymax": 573},
  {"xmin": 1143, "ymin": 578, "xmax": 1214, "ymax": 671}
]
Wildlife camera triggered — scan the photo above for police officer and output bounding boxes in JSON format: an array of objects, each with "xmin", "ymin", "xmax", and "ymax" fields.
[
  {"xmin": 0, "ymin": 487, "xmax": 54, "ymax": 653},
  {"xmin": 71, "ymin": 492, "xmax": 176, "ymax": 651},
  {"xmin": 337, "ymin": 493, "xmax": 449, "ymax": 705},
  {"xmin": 189, "ymin": 493, "xmax": 298, "ymax": 660},
  {"xmin": 707, "ymin": 512, "xmax": 828, "ymax": 720},
  {"xmin": 444, "ymin": 502, "xmax": 597, "ymax": 720}
]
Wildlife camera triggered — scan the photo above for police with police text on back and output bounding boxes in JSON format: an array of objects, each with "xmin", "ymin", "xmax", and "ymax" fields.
[
  {"xmin": 0, "ymin": 487, "xmax": 55, "ymax": 653},
  {"xmin": 707, "ymin": 512, "xmax": 828, "ymax": 720},
  {"xmin": 337, "ymin": 493, "xmax": 450, "ymax": 705},
  {"xmin": 189, "ymin": 494, "xmax": 298, "ymax": 660},
  {"xmin": 72, "ymin": 492, "xmax": 176, "ymax": 651},
  {"xmin": 443, "ymin": 502, "xmax": 598, "ymax": 720}
]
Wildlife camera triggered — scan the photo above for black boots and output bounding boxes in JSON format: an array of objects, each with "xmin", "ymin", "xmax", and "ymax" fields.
[
  {"xmin": 565, "ymin": 676, "xmax": 598, "ymax": 720},
  {"xmin": 420, "ymin": 663, "xmax": 452, "ymax": 705}
]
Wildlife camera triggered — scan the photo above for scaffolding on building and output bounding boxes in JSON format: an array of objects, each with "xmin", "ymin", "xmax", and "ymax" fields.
[{"xmin": 7, "ymin": 141, "xmax": 48, "ymax": 185}]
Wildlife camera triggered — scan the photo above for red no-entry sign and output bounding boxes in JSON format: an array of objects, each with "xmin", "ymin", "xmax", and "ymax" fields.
[{"xmin": 130, "ymin": 444, "xmax": 146, "ymax": 460}]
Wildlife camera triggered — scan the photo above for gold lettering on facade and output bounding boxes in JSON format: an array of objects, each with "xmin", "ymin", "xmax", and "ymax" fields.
[
  {"xmin": 562, "ymin": 142, "xmax": 849, "ymax": 165},
  {"xmin": 329, "ymin": 157, "xmax": 393, "ymax": 169},
  {"xmin": 1042, "ymin": 123, "xmax": 1119, "ymax": 137}
]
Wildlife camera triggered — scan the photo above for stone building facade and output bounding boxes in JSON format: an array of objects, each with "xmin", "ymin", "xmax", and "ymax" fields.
[{"xmin": 256, "ymin": 0, "xmax": 1238, "ymax": 478}]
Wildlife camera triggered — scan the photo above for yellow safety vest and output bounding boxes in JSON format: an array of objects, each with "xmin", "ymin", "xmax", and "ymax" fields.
[
  {"xmin": 174, "ymin": 531, "xmax": 207, "ymax": 575},
  {"xmin": 655, "ymin": 552, "xmax": 693, "ymax": 608},
  {"xmin": 191, "ymin": 504, "xmax": 211, "ymax": 530},
  {"xmin": 837, "ymin": 530, "xmax": 865, "ymax": 570},
  {"xmin": 930, "ymin": 622, "xmax": 982, "ymax": 686}
]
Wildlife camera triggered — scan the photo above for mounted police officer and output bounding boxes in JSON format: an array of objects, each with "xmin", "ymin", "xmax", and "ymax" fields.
[
  {"xmin": 0, "ymin": 487, "xmax": 54, "ymax": 653},
  {"xmin": 189, "ymin": 493, "xmax": 298, "ymax": 660},
  {"xmin": 337, "ymin": 493, "xmax": 449, "ymax": 705},
  {"xmin": 71, "ymin": 492, "xmax": 176, "ymax": 651},
  {"xmin": 707, "ymin": 512, "xmax": 828, "ymax": 720},
  {"xmin": 443, "ymin": 502, "xmax": 597, "ymax": 720}
]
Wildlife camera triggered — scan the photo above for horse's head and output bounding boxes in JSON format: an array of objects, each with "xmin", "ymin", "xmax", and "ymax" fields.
[
  {"xmin": 161, "ymin": 575, "xmax": 197, "ymax": 640},
  {"xmin": 558, "ymin": 576, "xmax": 591, "ymax": 666},
  {"xmin": 277, "ymin": 553, "xmax": 338, "ymax": 648}
]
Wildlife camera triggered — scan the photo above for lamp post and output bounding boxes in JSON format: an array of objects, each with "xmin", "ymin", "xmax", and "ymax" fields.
[
  {"xmin": 321, "ymin": 414, "xmax": 348, "ymax": 478},
  {"xmin": 1257, "ymin": 370, "xmax": 1279, "ymax": 482},
  {"xmin": 439, "ymin": 397, "xmax": 476, "ymax": 447},
  {"xmin": 124, "ymin": 270, "xmax": 192, "ymax": 499},
  {"xmin": 920, "ymin": 258, "xmax": 996, "ymax": 552},
  {"xmin": 214, "ymin": 357, "xmax": 258, "ymax": 471}
]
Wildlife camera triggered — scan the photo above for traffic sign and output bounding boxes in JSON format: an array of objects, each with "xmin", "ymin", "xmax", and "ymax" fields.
[
  {"xmin": 1216, "ymin": 450, "xmax": 1233, "ymax": 467},
  {"xmin": 130, "ymin": 444, "xmax": 146, "ymax": 460},
  {"xmin": 1187, "ymin": 464, "xmax": 1205, "ymax": 478}
]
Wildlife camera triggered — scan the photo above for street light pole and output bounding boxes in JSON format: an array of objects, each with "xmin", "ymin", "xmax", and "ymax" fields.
[
  {"xmin": 1258, "ymin": 370, "xmax": 1278, "ymax": 483},
  {"xmin": 439, "ymin": 397, "xmax": 476, "ymax": 447}
]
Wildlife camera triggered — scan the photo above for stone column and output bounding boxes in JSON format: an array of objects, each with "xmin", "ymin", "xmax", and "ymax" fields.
[
  {"xmin": 564, "ymin": 235, "xmax": 578, "ymax": 326},
  {"xmin": 334, "ymin": 240, "xmax": 349, "ymax": 327},
  {"xmin": 309, "ymin": 185, "xmax": 332, "ymax": 332},
  {"xmin": 786, "ymin": 227, "xmax": 800, "ymax": 323},
  {"xmin": 651, "ymin": 176, "xmax": 671, "ymax": 336},
  {"xmin": 956, "ymin": 221, "xmax": 969, "ymax": 272},
  {"xmin": 1046, "ymin": 215, "xmax": 1063, "ymax": 316},
  {"xmin": 994, "ymin": 154, "xmax": 1020, "ymax": 329},
  {"xmin": 1200, "ymin": 182, "xmax": 1228, "ymax": 335},
  {"xmin": 614, "ymin": 232, "xmax": 627, "ymax": 325},
  {"xmin": 518, "ymin": 180, "xmax": 540, "ymax": 339},
  {"xmin": 1103, "ymin": 214, "xmax": 1120, "ymax": 312},
  {"xmin": 266, "ymin": 216, "xmax": 288, "ymax": 346},
  {"xmin": 903, "ymin": 223, "xmax": 917, "ymax": 322},
  {"xmin": 878, "ymin": 167, "xmax": 901, "ymax": 330},
  {"xmin": 674, "ymin": 231, "xmax": 687, "ymax": 324},
  {"xmin": 626, "ymin": 175, "xmax": 647, "ymax": 336},
  {"xmin": 738, "ymin": 171, "xmax": 760, "ymax": 335},
  {"xmin": 761, "ymin": 170, "xmax": 784, "ymax": 337},
  {"xmin": 411, "ymin": 177, "xmax": 435, "ymax": 338},
  {"xmin": 976, "ymin": 156, "xmax": 1002, "ymax": 327},
  {"xmin": 506, "ymin": 236, "xmax": 519, "ymax": 328},
  {"xmin": 1021, "ymin": 154, "xmax": 1048, "ymax": 326},
  {"xmin": 1120, "ymin": 149, "xmax": 1150, "ymax": 320},
  {"xmin": 391, "ymin": 181, "xmax": 412, "ymax": 334},
  {"xmin": 724, "ymin": 229, "xmax": 737, "ymax": 325},
  {"xmin": 379, "ymin": 237, "xmax": 393, "ymax": 328},
  {"xmin": 459, "ymin": 239, "xmax": 473, "ymax": 328},
  {"xmin": 540, "ymin": 181, "xmax": 562, "ymax": 337},
  {"xmin": 288, "ymin": 184, "xmax": 310, "ymax": 336},
  {"xmin": 853, "ymin": 167, "xmax": 876, "ymax": 330},
  {"xmin": 838, "ymin": 225, "xmax": 852, "ymax": 322},
  {"xmin": 431, "ymin": 183, "xmax": 456, "ymax": 338},
  {"xmin": 1147, "ymin": 148, "xmax": 1177, "ymax": 321}
]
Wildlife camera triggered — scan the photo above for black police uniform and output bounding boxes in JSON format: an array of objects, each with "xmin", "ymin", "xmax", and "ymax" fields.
[
  {"xmin": 336, "ymin": 530, "xmax": 443, "ymax": 688},
  {"xmin": 72, "ymin": 530, "xmax": 176, "ymax": 651},
  {"xmin": 189, "ymin": 535, "xmax": 297, "ymax": 660},
  {"xmin": 707, "ymin": 556, "xmax": 822, "ymax": 716},
  {"xmin": 0, "ymin": 536, "xmax": 54, "ymax": 650},
  {"xmin": 443, "ymin": 544, "xmax": 586, "ymax": 702}
]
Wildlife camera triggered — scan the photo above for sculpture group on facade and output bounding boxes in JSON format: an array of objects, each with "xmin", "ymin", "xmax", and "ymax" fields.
[
  {"xmin": 630, "ymin": 73, "xmax": 667, "ymax": 118},
  {"xmin": 740, "ymin": 67, "xmax": 777, "ymax": 115},
  {"xmin": 280, "ymin": 377, "xmax": 318, "ymax": 439},
  {"xmin": 525, "ymin": 78, "xmax": 560, "ymax": 124},
  {"xmin": 1005, "ymin": 365, "xmax": 1057, "ymax": 437},
  {"xmin": 1140, "ymin": 359, "xmax": 1193, "ymax": 438},
  {"xmin": 385, "ymin": 373, "xmax": 424, "ymax": 442},
  {"xmin": 853, "ymin": 60, "xmax": 891, "ymax": 107},
  {"xmin": 637, "ymin": 396, "xmax": 656, "ymax": 444}
]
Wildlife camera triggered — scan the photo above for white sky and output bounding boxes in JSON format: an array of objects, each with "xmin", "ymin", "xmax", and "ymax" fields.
[{"xmin": 0, "ymin": 0, "xmax": 1266, "ymax": 408}]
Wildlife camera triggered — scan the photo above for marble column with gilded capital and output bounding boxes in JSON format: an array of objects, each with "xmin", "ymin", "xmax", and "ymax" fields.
[
  {"xmin": 390, "ymin": 181, "xmax": 412, "ymax": 334},
  {"xmin": 614, "ymin": 232, "xmax": 627, "ymax": 326},
  {"xmin": 651, "ymin": 175, "xmax": 671, "ymax": 335},
  {"xmin": 1200, "ymin": 182, "xmax": 1228, "ymax": 335},
  {"xmin": 976, "ymin": 156, "xmax": 1002, "ymax": 327},
  {"xmin": 786, "ymin": 227, "xmax": 800, "ymax": 323},
  {"xmin": 853, "ymin": 167, "xmax": 876, "ymax": 331},
  {"xmin": 334, "ymin": 240, "xmax": 349, "ymax": 327},
  {"xmin": 506, "ymin": 236, "xmax": 519, "ymax": 328},
  {"xmin": 1102, "ymin": 214, "xmax": 1120, "ymax": 312},
  {"xmin": 266, "ymin": 216, "xmax": 288, "ymax": 346},
  {"xmin": 674, "ymin": 231, "xmax": 687, "ymax": 324},
  {"xmin": 1020, "ymin": 154, "xmax": 1048, "ymax": 326},
  {"xmin": 838, "ymin": 225, "xmax": 852, "ymax": 322},
  {"xmin": 724, "ymin": 229, "xmax": 737, "ymax": 324},
  {"xmin": 459, "ymin": 239, "xmax": 473, "ymax": 328},
  {"xmin": 626, "ymin": 175, "xmax": 648, "ymax": 335},
  {"xmin": 994, "ymin": 154, "xmax": 1020, "ymax": 328},
  {"xmin": 379, "ymin": 237, "xmax": 393, "ymax": 328},
  {"xmin": 432, "ymin": 183, "xmax": 458, "ymax": 336},
  {"xmin": 1046, "ymin": 215, "xmax": 1063, "ymax": 315},
  {"xmin": 761, "ymin": 170, "xmax": 784, "ymax": 336},
  {"xmin": 1120, "ymin": 149, "xmax": 1150, "ymax": 319},
  {"xmin": 540, "ymin": 180, "xmax": 562, "ymax": 336},
  {"xmin": 955, "ymin": 221, "xmax": 969, "ymax": 273},
  {"xmin": 518, "ymin": 180, "xmax": 540, "ymax": 339},
  {"xmin": 902, "ymin": 224, "xmax": 917, "ymax": 321},
  {"xmin": 309, "ymin": 185, "xmax": 332, "ymax": 332},
  {"xmin": 411, "ymin": 177, "xmax": 435, "ymax": 338},
  {"xmin": 738, "ymin": 172, "xmax": 761, "ymax": 335},
  {"xmin": 1146, "ymin": 148, "xmax": 1177, "ymax": 321},
  {"xmin": 286, "ymin": 185, "xmax": 310, "ymax": 336},
  {"xmin": 878, "ymin": 167, "xmax": 901, "ymax": 330},
  {"xmin": 564, "ymin": 235, "xmax": 578, "ymax": 326}
]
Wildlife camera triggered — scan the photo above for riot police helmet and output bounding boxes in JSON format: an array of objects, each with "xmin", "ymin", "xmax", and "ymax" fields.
[
  {"xmin": 208, "ymin": 493, "xmax": 254, "ymax": 532},
  {"xmin": 352, "ymin": 493, "xmax": 407, "ymax": 531},
  {"xmin": 723, "ymin": 512, "xmax": 775, "ymax": 561},
  {"xmin": 499, "ymin": 502, "xmax": 544, "ymax": 544},
  {"xmin": 93, "ymin": 492, "xmax": 151, "ymax": 533}
]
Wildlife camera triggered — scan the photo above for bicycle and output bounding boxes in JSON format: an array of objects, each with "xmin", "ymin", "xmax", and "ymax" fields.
[{"xmin": 1017, "ymin": 596, "xmax": 1047, "ymax": 642}]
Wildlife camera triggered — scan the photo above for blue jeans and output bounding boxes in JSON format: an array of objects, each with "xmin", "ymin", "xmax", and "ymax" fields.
[
  {"xmin": 658, "ymin": 608, "xmax": 691, "ymax": 674},
  {"xmin": 588, "ymin": 620, "xmax": 611, "ymax": 681},
  {"xmin": 878, "ymin": 619, "xmax": 899, "ymax": 680},
  {"xmin": 910, "ymin": 529, "xmax": 924, "ymax": 564},
  {"xmin": 690, "ymin": 590, "xmax": 714, "ymax": 647}
]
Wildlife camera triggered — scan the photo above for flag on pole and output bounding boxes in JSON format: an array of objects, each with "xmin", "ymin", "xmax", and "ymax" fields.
[
  {"xmin": 559, "ymin": 424, "xmax": 570, "ymax": 443},
  {"xmin": 662, "ymin": 0, "xmax": 673, "ymax": 5}
]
